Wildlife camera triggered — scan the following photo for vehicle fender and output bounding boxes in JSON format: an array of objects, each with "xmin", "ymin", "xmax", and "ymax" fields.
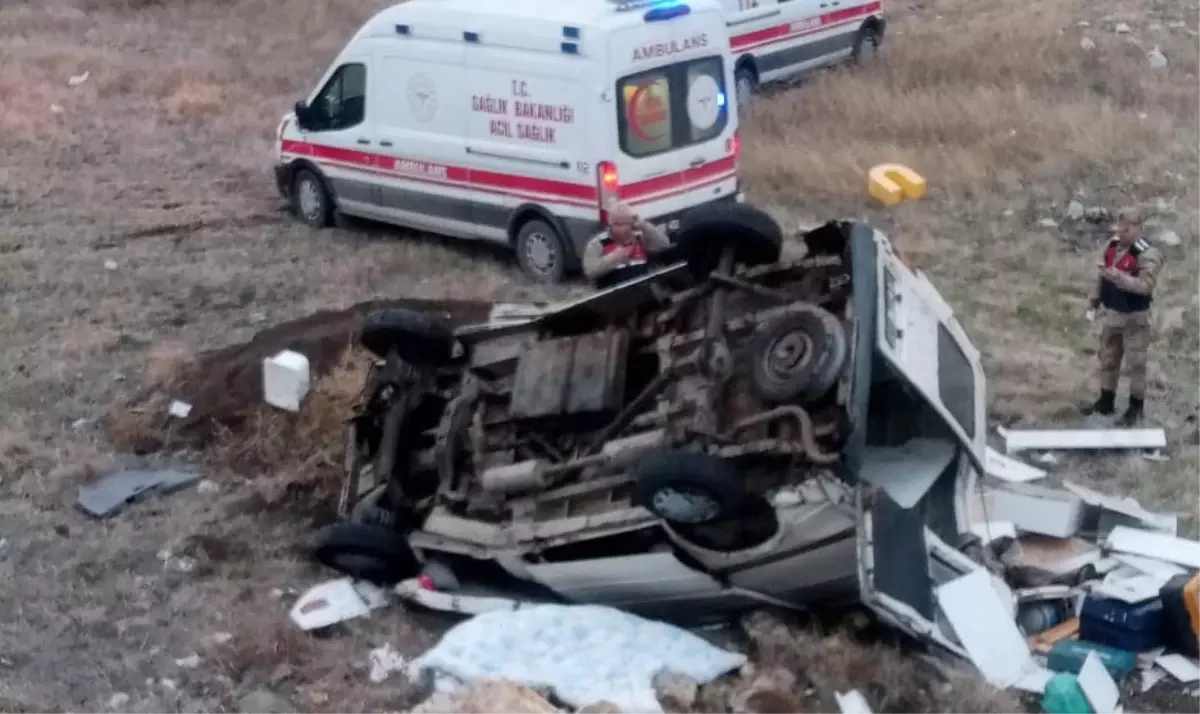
[{"xmin": 284, "ymin": 158, "xmax": 338, "ymax": 200}]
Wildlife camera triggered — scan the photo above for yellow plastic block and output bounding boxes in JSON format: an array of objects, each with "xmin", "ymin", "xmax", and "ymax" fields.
[{"xmin": 868, "ymin": 164, "xmax": 926, "ymax": 206}]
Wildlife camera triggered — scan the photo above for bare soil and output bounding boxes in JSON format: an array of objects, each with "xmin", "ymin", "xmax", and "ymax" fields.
[{"xmin": 0, "ymin": 0, "xmax": 1196, "ymax": 711}]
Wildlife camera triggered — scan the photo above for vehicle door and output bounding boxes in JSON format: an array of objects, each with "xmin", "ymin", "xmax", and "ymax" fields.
[
  {"xmin": 299, "ymin": 55, "xmax": 378, "ymax": 214},
  {"xmin": 371, "ymin": 39, "xmax": 473, "ymax": 238},
  {"xmin": 607, "ymin": 7, "xmax": 740, "ymax": 222}
]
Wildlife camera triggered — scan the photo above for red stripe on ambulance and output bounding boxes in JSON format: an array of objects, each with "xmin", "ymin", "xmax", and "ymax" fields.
[
  {"xmin": 281, "ymin": 140, "xmax": 737, "ymax": 207},
  {"xmin": 730, "ymin": 1, "xmax": 881, "ymax": 51}
]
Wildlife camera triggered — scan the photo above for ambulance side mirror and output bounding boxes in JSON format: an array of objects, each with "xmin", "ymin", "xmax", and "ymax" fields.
[{"xmin": 293, "ymin": 100, "xmax": 314, "ymax": 131}]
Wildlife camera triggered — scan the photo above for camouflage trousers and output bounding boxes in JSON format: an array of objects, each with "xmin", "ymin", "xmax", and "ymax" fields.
[{"xmin": 1098, "ymin": 310, "xmax": 1153, "ymax": 396}]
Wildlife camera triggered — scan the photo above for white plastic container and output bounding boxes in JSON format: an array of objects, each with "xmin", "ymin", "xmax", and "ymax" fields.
[{"xmin": 263, "ymin": 349, "xmax": 311, "ymax": 412}]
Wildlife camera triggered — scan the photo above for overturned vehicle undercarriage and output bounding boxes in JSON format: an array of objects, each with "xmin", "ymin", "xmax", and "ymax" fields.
[{"xmin": 315, "ymin": 203, "xmax": 992, "ymax": 655}]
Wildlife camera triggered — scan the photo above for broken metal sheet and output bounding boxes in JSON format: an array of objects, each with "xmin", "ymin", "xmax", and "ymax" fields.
[
  {"xmin": 1011, "ymin": 668, "xmax": 1055, "ymax": 694},
  {"xmin": 1112, "ymin": 554, "xmax": 1187, "ymax": 579},
  {"xmin": 394, "ymin": 578, "xmax": 540, "ymax": 615},
  {"xmin": 1140, "ymin": 668, "xmax": 1166, "ymax": 693},
  {"xmin": 1078, "ymin": 652, "xmax": 1120, "ymax": 713},
  {"xmin": 1105, "ymin": 526, "xmax": 1200, "ymax": 570},
  {"xmin": 936, "ymin": 569, "xmax": 1042, "ymax": 688},
  {"xmin": 859, "ymin": 438, "xmax": 955, "ymax": 508},
  {"xmin": 76, "ymin": 468, "xmax": 201, "ymax": 518},
  {"xmin": 1156, "ymin": 653, "xmax": 1200, "ymax": 683},
  {"xmin": 289, "ymin": 577, "xmax": 389, "ymax": 631},
  {"xmin": 1063, "ymin": 481, "xmax": 1178, "ymax": 537},
  {"xmin": 998, "ymin": 426, "xmax": 1167, "ymax": 454},
  {"xmin": 985, "ymin": 483, "xmax": 1084, "ymax": 538},
  {"xmin": 985, "ymin": 447, "xmax": 1047, "ymax": 483},
  {"xmin": 1092, "ymin": 573, "xmax": 1170, "ymax": 604}
]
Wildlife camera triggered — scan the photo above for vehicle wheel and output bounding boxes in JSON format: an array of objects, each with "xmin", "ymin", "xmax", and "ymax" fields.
[
  {"xmin": 634, "ymin": 451, "xmax": 746, "ymax": 525},
  {"xmin": 748, "ymin": 307, "xmax": 849, "ymax": 404},
  {"xmin": 851, "ymin": 24, "xmax": 882, "ymax": 65},
  {"xmin": 291, "ymin": 168, "xmax": 334, "ymax": 228},
  {"xmin": 673, "ymin": 202, "xmax": 783, "ymax": 277},
  {"xmin": 359, "ymin": 308, "xmax": 456, "ymax": 365},
  {"xmin": 311, "ymin": 522, "xmax": 420, "ymax": 585},
  {"xmin": 734, "ymin": 66, "xmax": 757, "ymax": 112},
  {"xmin": 514, "ymin": 218, "xmax": 570, "ymax": 284}
]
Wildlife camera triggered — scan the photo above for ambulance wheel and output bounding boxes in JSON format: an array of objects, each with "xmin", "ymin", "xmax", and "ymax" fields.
[
  {"xmin": 292, "ymin": 168, "xmax": 334, "ymax": 228},
  {"xmin": 515, "ymin": 219, "xmax": 569, "ymax": 284},
  {"xmin": 748, "ymin": 307, "xmax": 848, "ymax": 404},
  {"xmin": 359, "ymin": 308, "xmax": 456, "ymax": 365},
  {"xmin": 852, "ymin": 23, "xmax": 883, "ymax": 65},
  {"xmin": 674, "ymin": 202, "xmax": 783, "ymax": 277},
  {"xmin": 735, "ymin": 66, "xmax": 757, "ymax": 110}
]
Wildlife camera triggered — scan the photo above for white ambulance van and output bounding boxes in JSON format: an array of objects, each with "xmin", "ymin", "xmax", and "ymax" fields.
[
  {"xmin": 273, "ymin": 0, "xmax": 743, "ymax": 283},
  {"xmin": 723, "ymin": 0, "xmax": 885, "ymax": 106}
]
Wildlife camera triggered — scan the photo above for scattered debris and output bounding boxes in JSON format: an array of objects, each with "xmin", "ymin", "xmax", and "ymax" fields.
[
  {"xmin": 168, "ymin": 399, "xmax": 193, "ymax": 418},
  {"xmin": 263, "ymin": 349, "xmax": 311, "ymax": 412},
  {"xmin": 368, "ymin": 643, "xmax": 407, "ymax": 683},
  {"xmin": 935, "ymin": 569, "xmax": 1045, "ymax": 688},
  {"xmin": 1080, "ymin": 36, "xmax": 1096, "ymax": 50},
  {"xmin": 105, "ymin": 693, "xmax": 131, "ymax": 710},
  {"xmin": 985, "ymin": 483, "xmax": 1084, "ymax": 538},
  {"xmin": 1114, "ymin": 21, "xmax": 1132, "ymax": 33},
  {"xmin": 236, "ymin": 689, "xmax": 294, "ymax": 714},
  {"xmin": 1156, "ymin": 653, "xmax": 1200, "ymax": 683},
  {"xmin": 1078, "ymin": 652, "xmax": 1121, "ymax": 712},
  {"xmin": 1147, "ymin": 47, "xmax": 1169, "ymax": 69},
  {"xmin": 835, "ymin": 689, "xmax": 874, "ymax": 713},
  {"xmin": 1038, "ymin": 218, "xmax": 1059, "ymax": 229},
  {"xmin": 289, "ymin": 577, "xmax": 390, "ymax": 631},
  {"xmin": 1062, "ymin": 481, "xmax": 1178, "ymax": 537},
  {"xmin": 1105, "ymin": 526, "xmax": 1200, "ymax": 569},
  {"xmin": 1065, "ymin": 200, "xmax": 1086, "ymax": 221},
  {"xmin": 985, "ymin": 447, "xmax": 1047, "ymax": 483},
  {"xmin": 1084, "ymin": 206, "xmax": 1111, "ymax": 223},
  {"xmin": 50, "ymin": 103, "xmax": 64, "ymax": 114},
  {"xmin": 174, "ymin": 653, "xmax": 201, "ymax": 669},
  {"xmin": 196, "ymin": 479, "xmax": 220, "ymax": 495},
  {"xmin": 406, "ymin": 604, "xmax": 746, "ymax": 713},
  {"xmin": 1157, "ymin": 229, "xmax": 1182, "ymax": 247},
  {"xmin": 203, "ymin": 631, "xmax": 234, "ymax": 646},
  {"xmin": 998, "ymin": 426, "xmax": 1167, "ymax": 453},
  {"xmin": 68, "ymin": 70, "xmax": 90, "ymax": 86},
  {"xmin": 76, "ymin": 468, "xmax": 201, "ymax": 518},
  {"xmin": 103, "ymin": 258, "xmax": 118, "ymax": 271}
]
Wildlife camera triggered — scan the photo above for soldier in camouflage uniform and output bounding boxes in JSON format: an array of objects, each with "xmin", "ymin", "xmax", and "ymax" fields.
[{"xmin": 1081, "ymin": 207, "xmax": 1164, "ymax": 426}]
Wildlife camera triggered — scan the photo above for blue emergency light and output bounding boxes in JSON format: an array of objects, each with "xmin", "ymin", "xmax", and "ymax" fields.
[
  {"xmin": 644, "ymin": 1, "xmax": 690, "ymax": 22},
  {"xmin": 716, "ymin": 91, "xmax": 727, "ymax": 108}
]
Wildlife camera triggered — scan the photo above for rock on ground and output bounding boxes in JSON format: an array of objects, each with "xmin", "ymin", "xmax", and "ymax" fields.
[
  {"xmin": 236, "ymin": 689, "xmax": 295, "ymax": 714},
  {"xmin": 407, "ymin": 679, "xmax": 563, "ymax": 714},
  {"xmin": 653, "ymin": 671, "xmax": 699, "ymax": 711}
]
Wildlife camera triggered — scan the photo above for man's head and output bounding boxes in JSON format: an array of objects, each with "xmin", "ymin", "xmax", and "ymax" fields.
[
  {"xmin": 1115, "ymin": 206, "xmax": 1144, "ymax": 243},
  {"xmin": 607, "ymin": 201, "xmax": 639, "ymax": 244}
]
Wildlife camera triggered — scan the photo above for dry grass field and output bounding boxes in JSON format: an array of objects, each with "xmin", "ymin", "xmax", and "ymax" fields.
[{"xmin": 0, "ymin": 0, "xmax": 1196, "ymax": 711}]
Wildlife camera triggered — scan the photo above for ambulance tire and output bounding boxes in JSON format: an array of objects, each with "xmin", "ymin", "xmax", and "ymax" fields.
[
  {"xmin": 514, "ymin": 218, "xmax": 570, "ymax": 284},
  {"xmin": 674, "ymin": 202, "xmax": 783, "ymax": 277},
  {"xmin": 292, "ymin": 168, "xmax": 334, "ymax": 228},
  {"xmin": 748, "ymin": 307, "xmax": 849, "ymax": 404},
  {"xmin": 359, "ymin": 308, "xmax": 456, "ymax": 366},
  {"xmin": 852, "ymin": 23, "xmax": 883, "ymax": 65}
]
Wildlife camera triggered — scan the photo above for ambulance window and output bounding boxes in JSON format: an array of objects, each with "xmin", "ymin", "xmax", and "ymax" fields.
[
  {"xmin": 617, "ymin": 56, "xmax": 728, "ymax": 158},
  {"xmin": 936, "ymin": 325, "xmax": 976, "ymax": 439},
  {"xmin": 313, "ymin": 63, "xmax": 367, "ymax": 131}
]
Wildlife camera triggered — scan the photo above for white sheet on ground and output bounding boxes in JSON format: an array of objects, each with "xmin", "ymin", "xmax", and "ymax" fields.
[{"xmin": 406, "ymin": 604, "xmax": 747, "ymax": 713}]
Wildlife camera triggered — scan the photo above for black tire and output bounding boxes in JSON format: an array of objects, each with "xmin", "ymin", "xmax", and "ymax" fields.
[
  {"xmin": 673, "ymin": 202, "xmax": 783, "ymax": 277},
  {"xmin": 734, "ymin": 65, "xmax": 757, "ymax": 112},
  {"xmin": 634, "ymin": 451, "xmax": 745, "ymax": 525},
  {"xmin": 514, "ymin": 218, "xmax": 570, "ymax": 284},
  {"xmin": 291, "ymin": 168, "xmax": 334, "ymax": 228},
  {"xmin": 359, "ymin": 308, "xmax": 456, "ymax": 365},
  {"xmin": 748, "ymin": 307, "xmax": 849, "ymax": 404},
  {"xmin": 851, "ymin": 23, "xmax": 882, "ymax": 65},
  {"xmin": 311, "ymin": 522, "xmax": 420, "ymax": 585}
]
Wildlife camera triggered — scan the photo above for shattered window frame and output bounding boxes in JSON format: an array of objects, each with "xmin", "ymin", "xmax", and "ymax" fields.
[{"xmin": 936, "ymin": 325, "xmax": 976, "ymax": 439}]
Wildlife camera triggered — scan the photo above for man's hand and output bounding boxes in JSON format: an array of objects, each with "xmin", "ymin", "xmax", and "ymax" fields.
[{"xmin": 607, "ymin": 244, "xmax": 633, "ymax": 262}]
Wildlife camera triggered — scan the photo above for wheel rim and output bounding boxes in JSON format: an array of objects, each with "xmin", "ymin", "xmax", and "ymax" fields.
[
  {"xmin": 523, "ymin": 231, "xmax": 558, "ymax": 277},
  {"xmin": 762, "ymin": 329, "xmax": 816, "ymax": 382},
  {"xmin": 650, "ymin": 486, "xmax": 721, "ymax": 524},
  {"xmin": 298, "ymin": 178, "xmax": 323, "ymax": 222}
]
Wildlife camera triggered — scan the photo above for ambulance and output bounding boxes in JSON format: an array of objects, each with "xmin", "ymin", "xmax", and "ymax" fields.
[
  {"xmin": 723, "ymin": 0, "xmax": 886, "ymax": 106},
  {"xmin": 273, "ymin": 0, "xmax": 743, "ymax": 283}
]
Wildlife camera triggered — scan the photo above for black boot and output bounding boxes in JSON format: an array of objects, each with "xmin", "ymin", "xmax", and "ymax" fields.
[
  {"xmin": 1117, "ymin": 396, "xmax": 1144, "ymax": 427},
  {"xmin": 1082, "ymin": 389, "xmax": 1116, "ymax": 416}
]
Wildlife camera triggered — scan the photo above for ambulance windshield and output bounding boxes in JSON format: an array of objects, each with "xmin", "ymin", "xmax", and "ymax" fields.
[{"xmin": 616, "ymin": 55, "xmax": 727, "ymax": 158}]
